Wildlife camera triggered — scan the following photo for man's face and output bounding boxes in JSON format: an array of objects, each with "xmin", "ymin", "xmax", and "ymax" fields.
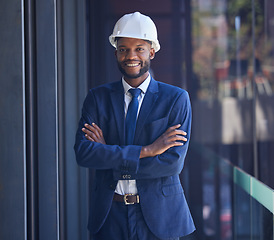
[{"xmin": 115, "ymin": 37, "xmax": 155, "ymax": 84}]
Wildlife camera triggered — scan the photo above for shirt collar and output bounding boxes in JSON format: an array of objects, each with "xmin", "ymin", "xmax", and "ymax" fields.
[{"xmin": 122, "ymin": 74, "xmax": 151, "ymax": 95}]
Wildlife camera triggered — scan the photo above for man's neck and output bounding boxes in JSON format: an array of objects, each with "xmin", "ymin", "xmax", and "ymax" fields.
[{"xmin": 124, "ymin": 72, "xmax": 149, "ymax": 88}]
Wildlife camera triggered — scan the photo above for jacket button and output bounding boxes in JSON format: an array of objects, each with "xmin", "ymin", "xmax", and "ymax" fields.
[{"xmin": 122, "ymin": 174, "xmax": 131, "ymax": 179}]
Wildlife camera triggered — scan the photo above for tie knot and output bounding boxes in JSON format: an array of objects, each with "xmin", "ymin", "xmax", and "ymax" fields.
[{"xmin": 129, "ymin": 88, "xmax": 141, "ymax": 98}]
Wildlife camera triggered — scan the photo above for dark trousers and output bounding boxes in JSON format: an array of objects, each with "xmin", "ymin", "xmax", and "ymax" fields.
[{"xmin": 92, "ymin": 201, "xmax": 196, "ymax": 240}]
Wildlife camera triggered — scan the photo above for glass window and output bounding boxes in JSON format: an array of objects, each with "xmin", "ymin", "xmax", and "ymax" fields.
[
  {"xmin": 255, "ymin": 0, "xmax": 274, "ymax": 189},
  {"xmin": 191, "ymin": 0, "xmax": 274, "ymax": 239}
]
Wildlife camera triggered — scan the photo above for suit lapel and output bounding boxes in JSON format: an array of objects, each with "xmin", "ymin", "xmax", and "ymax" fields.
[
  {"xmin": 110, "ymin": 81, "xmax": 126, "ymax": 145},
  {"xmin": 134, "ymin": 78, "xmax": 159, "ymax": 143}
]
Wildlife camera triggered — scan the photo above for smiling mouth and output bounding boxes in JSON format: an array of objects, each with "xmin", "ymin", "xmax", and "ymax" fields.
[{"xmin": 124, "ymin": 62, "xmax": 141, "ymax": 67}]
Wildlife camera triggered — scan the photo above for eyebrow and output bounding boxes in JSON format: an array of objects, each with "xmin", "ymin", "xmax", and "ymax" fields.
[{"xmin": 117, "ymin": 44, "xmax": 146, "ymax": 48}]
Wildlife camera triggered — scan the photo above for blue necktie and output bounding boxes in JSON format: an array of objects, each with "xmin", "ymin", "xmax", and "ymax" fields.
[{"xmin": 126, "ymin": 88, "xmax": 142, "ymax": 145}]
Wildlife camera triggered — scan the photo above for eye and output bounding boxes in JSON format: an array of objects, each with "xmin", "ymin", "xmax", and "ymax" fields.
[
  {"xmin": 118, "ymin": 48, "xmax": 126, "ymax": 52},
  {"xmin": 137, "ymin": 48, "xmax": 144, "ymax": 52}
]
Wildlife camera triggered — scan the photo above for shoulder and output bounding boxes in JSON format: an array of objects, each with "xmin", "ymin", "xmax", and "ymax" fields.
[
  {"xmin": 90, "ymin": 81, "xmax": 122, "ymax": 94},
  {"xmin": 158, "ymin": 81, "xmax": 187, "ymax": 92},
  {"xmin": 153, "ymin": 79, "xmax": 189, "ymax": 99},
  {"xmin": 86, "ymin": 81, "xmax": 123, "ymax": 100},
  {"xmin": 83, "ymin": 81, "xmax": 122, "ymax": 106}
]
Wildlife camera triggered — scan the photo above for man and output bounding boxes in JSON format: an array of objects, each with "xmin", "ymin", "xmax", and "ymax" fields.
[{"xmin": 74, "ymin": 12, "xmax": 196, "ymax": 240}]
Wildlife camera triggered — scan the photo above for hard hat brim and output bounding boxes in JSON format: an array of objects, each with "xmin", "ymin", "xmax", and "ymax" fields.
[{"xmin": 109, "ymin": 34, "xmax": 160, "ymax": 52}]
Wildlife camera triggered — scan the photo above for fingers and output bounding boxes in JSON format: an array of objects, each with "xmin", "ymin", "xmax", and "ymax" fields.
[
  {"xmin": 168, "ymin": 134, "xmax": 187, "ymax": 143},
  {"xmin": 162, "ymin": 124, "xmax": 188, "ymax": 150},
  {"xmin": 82, "ymin": 123, "xmax": 97, "ymax": 140},
  {"xmin": 165, "ymin": 124, "xmax": 187, "ymax": 142},
  {"xmin": 83, "ymin": 123, "xmax": 101, "ymax": 138},
  {"xmin": 166, "ymin": 124, "xmax": 187, "ymax": 135},
  {"xmin": 85, "ymin": 133, "xmax": 95, "ymax": 142},
  {"xmin": 90, "ymin": 123, "xmax": 103, "ymax": 137},
  {"xmin": 82, "ymin": 123, "xmax": 106, "ymax": 144},
  {"xmin": 142, "ymin": 124, "xmax": 188, "ymax": 157},
  {"xmin": 82, "ymin": 125, "xmax": 96, "ymax": 141}
]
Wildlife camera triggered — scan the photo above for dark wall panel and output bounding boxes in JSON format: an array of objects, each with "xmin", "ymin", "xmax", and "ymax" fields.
[
  {"xmin": 0, "ymin": 1, "xmax": 26, "ymax": 240},
  {"xmin": 35, "ymin": 0, "xmax": 59, "ymax": 239}
]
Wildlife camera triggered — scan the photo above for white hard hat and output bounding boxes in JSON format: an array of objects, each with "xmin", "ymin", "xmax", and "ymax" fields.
[{"xmin": 109, "ymin": 12, "xmax": 160, "ymax": 52}]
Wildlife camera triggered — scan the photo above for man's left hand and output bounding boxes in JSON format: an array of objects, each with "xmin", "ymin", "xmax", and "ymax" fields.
[{"xmin": 82, "ymin": 123, "xmax": 106, "ymax": 144}]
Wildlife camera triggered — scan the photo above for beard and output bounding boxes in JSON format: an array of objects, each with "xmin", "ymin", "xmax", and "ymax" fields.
[{"xmin": 117, "ymin": 58, "xmax": 150, "ymax": 79}]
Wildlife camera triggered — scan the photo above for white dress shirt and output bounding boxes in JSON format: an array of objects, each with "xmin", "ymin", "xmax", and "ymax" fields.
[{"xmin": 115, "ymin": 74, "xmax": 151, "ymax": 195}]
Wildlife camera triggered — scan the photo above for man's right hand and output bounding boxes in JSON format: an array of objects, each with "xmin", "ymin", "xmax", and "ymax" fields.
[{"xmin": 140, "ymin": 124, "xmax": 187, "ymax": 158}]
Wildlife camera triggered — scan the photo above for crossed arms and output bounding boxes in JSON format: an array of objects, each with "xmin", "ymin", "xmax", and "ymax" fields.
[
  {"xmin": 82, "ymin": 123, "xmax": 188, "ymax": 158},
  {"xmin": 74, "ymin": 88, "xmax": 192, "ymax": 179}
]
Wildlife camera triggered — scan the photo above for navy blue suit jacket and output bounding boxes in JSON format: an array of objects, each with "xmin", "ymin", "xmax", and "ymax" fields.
[{"xmin": 74, "ymin": 78, "xmax": 195, "ymax": 239}]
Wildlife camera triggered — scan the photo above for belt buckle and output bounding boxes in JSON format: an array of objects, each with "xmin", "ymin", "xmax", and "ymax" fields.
[{"xmin": 124, "ymin": 194, "xmax": 139, "ymax": 205}]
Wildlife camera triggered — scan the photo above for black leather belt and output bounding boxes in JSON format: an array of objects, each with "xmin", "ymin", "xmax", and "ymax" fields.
[{"xmin": 113, "ymin": 193, "xmax": 140, "ymax": 205}]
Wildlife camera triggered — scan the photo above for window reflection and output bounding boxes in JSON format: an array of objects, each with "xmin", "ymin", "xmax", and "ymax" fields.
[{"xmin": 191, "ymin": 0, "xmax": 274, "ymax": 239}]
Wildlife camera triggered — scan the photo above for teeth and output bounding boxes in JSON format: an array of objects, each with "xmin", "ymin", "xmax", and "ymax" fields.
[{"xmin": 126, "ymin": 63, "xmax": 139, "ymax": 67}]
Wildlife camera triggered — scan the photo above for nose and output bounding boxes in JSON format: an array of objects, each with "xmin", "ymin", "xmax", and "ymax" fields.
[{"xmin": 125, "ymin": 49, "xmax": 137, "ymax": 60}]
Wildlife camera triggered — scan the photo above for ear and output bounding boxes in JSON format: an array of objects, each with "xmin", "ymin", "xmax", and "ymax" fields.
[{"xmin": 149, "ymin": 48, "xmax": 155, "ymax": 60}]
